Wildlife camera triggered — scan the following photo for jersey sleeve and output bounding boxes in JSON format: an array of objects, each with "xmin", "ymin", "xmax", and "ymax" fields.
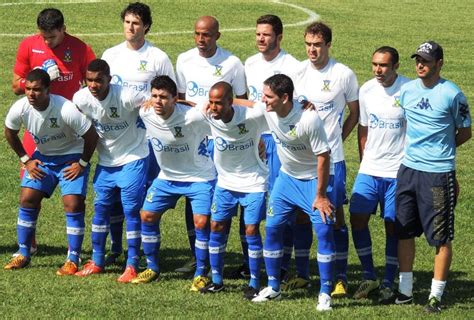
[
  {"xmin": 249, "ymin": 104, "xmax": 269, "ymax": 132},
  {"xmin": 122, "ymin": 87, "xmax": 148, "ymax": 111},
  {"xmin": 304, "ymin": 111, "xmax": 330, "ymax": 155},
  {"xmin": 452, "ymin": 91, "xmax": 471, "ymax": 129},
  {"xmin": 13, "ymin": 39, "xmax": 31, "ymax": 78},
  {"xmin": 61, "ymin": 101, "xmax": 92, "ymax": 136},
  {"xmin": 5, "ymin": 100, "xmax": 24, "ymax": 130},
  {"xmin": 358, "ymin": 85, "xmax": 369, "ymax": 126},
  {"xmin": 343, "ymin": 68, "xmax": 359, "ymax": 103},
  {"xmin": 175, "ymin": 54, "xmax": 187, "ymax": 94},
  {"xmin": 156, "ymin": 54, "xmax": 176, "ymax": 82},
  {"xmin": 231, "ymin": 58, "xmax": 247, "ymax": 97}
]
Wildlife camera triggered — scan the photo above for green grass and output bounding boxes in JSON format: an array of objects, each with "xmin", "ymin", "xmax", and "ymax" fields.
[{"xmin": 0, "ymin": 0, "xmax": 473, "ymax": 318}]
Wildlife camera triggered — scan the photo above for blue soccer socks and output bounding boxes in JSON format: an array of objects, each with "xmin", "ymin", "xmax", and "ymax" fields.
[
  {"xmin": 142, "ymin": 221, "xmax": 161, "ymax": 273},
  {"xmin": 17, "ymin": 207, "xmax": 39, "ymax": 258},
  {"xmin": 65, "ymin": 212, "xmax": 85, "ymax": 264}
]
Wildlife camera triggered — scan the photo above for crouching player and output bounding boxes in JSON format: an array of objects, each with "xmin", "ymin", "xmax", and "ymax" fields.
[
  {"xmin": 251, "ymin": 74, "xmax": 336, "ymax": 312},
  {"xmin": 4, "ymin": 69, "xmax": 98, "ymax": 274},
  {"xmin": 133, "ymin": 76, "xmax": 216, "ymax": 290}
]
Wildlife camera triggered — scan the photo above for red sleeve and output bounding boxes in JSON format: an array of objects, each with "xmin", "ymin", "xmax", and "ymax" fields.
[{"xmin": 13, "ymin": 38, "xmax": 32, "ymax": 78}]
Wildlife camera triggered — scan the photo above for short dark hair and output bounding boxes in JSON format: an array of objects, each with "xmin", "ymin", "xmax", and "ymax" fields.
[
  {"xmin": 151, "ymin": 75, "xmax": 177, "ymax": 97},
  {"xmin": 121, "ymin": 2, "xmax": 152, "ymax": 34},
  {"xmin": 257, "ymin": 14, "xmax": 283, "ymax": 36},
  {"xmin": 304, "ymin": 22, "xmax": 332, "ymax": 44},
  {"xmin": 263, "ymin": 74, "xmax": 294, "ymax": 101},
  {"xmin": 37, "ymin": 8, "xmax": 64, "ymax": 32},
  {"xmin": 26, "ymin": 69, "xmax": 51, "ymax": 88},
  {"xmin": 210, "ymin": 81, "xmax": 233, "ymax": 101},
  {"xmin": 373, "ymin": 46, "xmax": 399, "ymax": 66},
  {"xmin": 87, "ymin": 59, "xmax": 110, "ymax": 76}
]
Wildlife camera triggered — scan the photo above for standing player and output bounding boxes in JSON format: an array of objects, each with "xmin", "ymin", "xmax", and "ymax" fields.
[
  {"xmin": 73, "ymin": 59, "xmax": 149, "ymax": 283},
  {"xmin": 395, "ymin": 41, "xmax": 471, "ymax": 313},
  {"xmin": 251, "ymin": 74, "xmax": 335, "ymax": 312},
  {"xmin": 244, "ymin": 15, "xmax": 303, "ymax": 283},
  {"xmin": 101, "ymin": 1, "xmax": 176, "ymax": 266},
  {"xmin": 349, "ymin": 46, "xmax": 409, "ymax": 303},
  {"xmin": 4, "ymin": 69, "xmax": 98, "ymax": 275},
  {"xmin": 132, "ymin": 76, "xmax": 216, "ymax": 292},
  {"xmin": 293, "ymin": 22, "xmax": 359, "ymax": 298},
  {"xmin": 175, "ymin": 15, "xmax": 247, "ymax": 273},
  {"xmin": 12, "ymin": 7, "xmax": 96, "ymax": 254},
  {"xmin": 197, "ymin": 82, "xmax": 268, "ymax": 299}
]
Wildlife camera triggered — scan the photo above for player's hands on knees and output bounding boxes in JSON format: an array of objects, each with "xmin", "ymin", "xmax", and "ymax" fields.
[
  {"xmin": 63, "ymin": 162, "xmax": 84, "ymax": 181},
  {"xmin": 24, "ymin": 159, "xmax": 46, "ymax": 180},
  {"xmin": 312, "ymin": 195, "xmax": 335, "ymax": 224}
]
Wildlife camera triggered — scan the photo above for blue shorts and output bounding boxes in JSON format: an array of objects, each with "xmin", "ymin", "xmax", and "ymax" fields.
[
  {"xmin": 211, "ymin": 186, "xmax": 266, "ymax": 225},
  {"xmin": 266, "ymin": 171, "xmax": 335, "ymax": 227},
  {"xmin": 262, "ymin": 133, "xmax": 281, "ymax": 193},
  {"xmin": 143, "ymin": 178, "xmax": 215, "ymax": 215},
  {"xmin": 21, "ymin": 153, "xmax": 89, "ymax": 198},
  {"xmin": 93, "ymin": 158, "xmax": 148, "ymax": 213},
  {"xmin": 333, "ymin": 160, "xmax": 347, "ymax": 207},
  {"xmin": 349, "ymin": 173, "xmax": 396, "ymax": 222}
]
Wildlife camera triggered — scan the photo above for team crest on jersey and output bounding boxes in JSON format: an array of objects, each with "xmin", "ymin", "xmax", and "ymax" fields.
[
  {"xmin": 173, "ymin": 126, "xmax": 184, "ymax": 138},
  {"xmin": 322, "ymin": 80, "xmax": 331, "ymax": 92},
  {"xmin": 415, "ymin": 98, "xmax": 432, "ymax": 110},
  {"xmin": 267, "ymin": 206, "xmax": 274, "ymax": 217},
  {"xmin": 237, "ymin": 123, "xmax": 249, "ymax": 135},
  {"xmin": 288, "ymin": 125, "xmax": 297, "ymax": 137},
  {"xmin": 49, "ymin": 117, "xmax": 59, "ymax": 128},
  {"xmin": 138, "ymin": 60, "xmax": 148, "ymax": 72},
  {"xmin": 211, "ymin": 202, "xmax": 217, "ymax": 213},
  {"xmin": 109, "ymin": 107, "xmax": 119, "ymax": 118},
  {"xmin": 392, "ymin": 96, "xmax": 401, "ymax": 108},
  {"xmin": 213, "ymin": 65, "xmax": 223, "ymax": 76},
  {"xmin": 146, "ymin": 191, "xmax": 154, "ymax": 202},
  {"xmin": 63, "ymin": 49, "xmax": 72, "ymax": 62}
]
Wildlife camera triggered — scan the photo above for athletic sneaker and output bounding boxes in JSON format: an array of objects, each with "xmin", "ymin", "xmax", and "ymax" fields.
[
  {"xmin": 331, "ymin": 279, "xmax": 348, "ymax": 298},
  {"xmin": 316, "ymin": 293, "xmax": 333, "ymax": 312},
  {"xmin": 117, "ymin": 266, "xmax": 137, "ymax": 283},
  {"xmin": 200, "ymin": 282, "xmax": 224, "ymax": 294},
  {"xmin": 190, "ymin": 275, "xmax": 210, "ymax": 292},
  {"xmin": 56, "ymin": 260, "xmax": 78, "ymax": 276},
  {"xmin": 243, "ymin": 286, "xmax": 259, "ymax": 300},
  {"xmin": 175, "ymin": 258, "xmax": 196, "ymax": 273},
  {"xmin": 104, "ymin": 251, "xmax": 125, "ymax": 267},
  {"xmin": 132, "ymin": 268, "xmax": 160, "ymax": 284},
  {"xmin": 281, "ymin": 277, "xmax": 311, "ymax": 291},
  {"xmin": 4, "ymin": 254, "xmax": 30, "ymax": 270},
  {"xmin": 252, "ymin": 286, "xmax": 282, "ymax": 302},
  {"xmin": 395, "ymin": 292, "xmax": 413, "ymax": 305},
  {"xmin": 75, "ymin": 261, "xmax": 103, "ymax": 277},
  {"xmin": 229, "ymin": 264, "xmax": 250, "ymax": 279},
  {"xmin": 378, "ymin": 287, "xmax": 396, "ymax": 305},
  {"xmin": 424, "ymin": 297, "xmax": 441, "ymax": 313},
  {"xmin": 353, "ymin": 279, "xmax": 380, "ymax": 299}
]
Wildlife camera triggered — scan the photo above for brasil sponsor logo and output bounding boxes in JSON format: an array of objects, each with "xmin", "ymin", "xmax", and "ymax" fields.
[
  {"xmin": 150, "ymin": 137, "xmax": 190, "ymax": 153},
  {"xmin": 369, "ymin": 114, "xmax": 404, "ymax": 129},
  {"xmin": 214, "ymin": 136, "xmax": 254, "ymax": 152}
]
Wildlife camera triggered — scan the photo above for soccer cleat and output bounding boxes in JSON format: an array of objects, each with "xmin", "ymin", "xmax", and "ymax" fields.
[
  {"xmin": 104, "ymin": 251, "xmax": 125, "ymax": 267},
  {"xmin": 4, "ymin": 254, "xmax": 30, "ymax": 270},
  {"xmin": 378, "ymin": 287, "xmax": 396, "ymax": 305},
  {"xmin": 281, "ymin": 277, "xmax": 311, "ymax": 291},
  {"xmin": 56, "ymin": 260, "xmax": 78, "ymax": 276},
  {"xmin": 353, "ymin": 279, "xmax": 380, "ymax": 299},
  {"xmin": 175, "ymin": 258, "xmax": 197, "ymax": 273},
  {"xmin": 331, "ymin": 279, "xmax": 348, "ymax": 298},
  {"xmin": 424, "ymin": 297, "xmax": 441, "ymax": 313},
  {"xmin": 132, "ymin": 269, "xmax": 160, "ymax": 284},
  {"xmin": 75, "ymin": 261, "xmax": 103, "ymax": 277},
  {"xmin": 316, "ymin": 293, "xmax": 333, "ymax": 312},
  {"xmin": 395, "ymin": 292, "xmax": 413, "ymax": 305},
  {"xmin": 200, "ymin": 282, "xmax": 224, "ymax": 294},
  {"xmin": 243, "ymin": 286, "xmax": 259, "ymax": 300},
  {"xmin": 12, "ymin": 244, "xmax": 38, "ymax": 258},
  {"xmin": 251, "ymin": 286, "xmax": 282, "ymax": 302},
  {"xmin": 190, "ymin": 275, "xmax": 210, "ymax": 292},
  {"xmin": 117, "ymin": 266, "xmax": 137, "ymax": 283},
  {"xmin": 229, "ymin": 264, "xmax": 250, "ymax": 279}
]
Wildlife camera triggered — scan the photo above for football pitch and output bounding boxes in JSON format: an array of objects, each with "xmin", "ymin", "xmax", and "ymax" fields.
[{"xmin": 0, "ymin": 0, "xmax": 472, "ymax": 318}]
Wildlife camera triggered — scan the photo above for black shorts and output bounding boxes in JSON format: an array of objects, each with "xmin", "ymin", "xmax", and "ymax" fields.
[{"xmin": 395, "ymin": 164, "xmax": 456, "ymax": 246}]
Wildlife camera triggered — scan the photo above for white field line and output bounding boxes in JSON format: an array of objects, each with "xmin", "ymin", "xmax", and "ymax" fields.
[{"xmin": 0, "ymin": 0, "xmax": 319, "ymax": 37}]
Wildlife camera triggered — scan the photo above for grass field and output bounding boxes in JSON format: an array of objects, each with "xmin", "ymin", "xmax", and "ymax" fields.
[{"xmin": 0, "ymin": 0, "xmax": 473, "ymax": 318}]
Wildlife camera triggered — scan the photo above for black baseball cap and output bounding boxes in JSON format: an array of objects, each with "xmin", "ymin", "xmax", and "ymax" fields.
[{"xmin": 411, "ymin": 41, "xmax": 443, "ymax": 61}]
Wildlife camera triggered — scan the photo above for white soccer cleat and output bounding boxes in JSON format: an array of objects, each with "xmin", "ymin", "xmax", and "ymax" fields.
[
  {"xmin": 316, "ymin": 293, "xmax": 333, "ymax": 312},
  {"xmin": 251, "ymin": 286, "xmax": 281, "ymax": 302}
]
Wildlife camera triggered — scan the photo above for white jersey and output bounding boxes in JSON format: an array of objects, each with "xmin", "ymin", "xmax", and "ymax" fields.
[
  {"xmin": 102, "ymin": 41, "xmax": 176, "ymax": 94},
  {"xmin": 245, "ymin": 50, "xmax": 300, "ymax": 102},
  {"xmin": 73, "ymin": 84, "xmax": 148, "ymax": 167},
  {"xmin": 176, "ymin": 47, "xmax": 247, "ymax": 105},
  {"xmin": 359, "ymin": 75, "xmax": 410, "ymax": 178},
  {"xmin": 140, "ymin": 104, "xmax": 216, "ymax": 182},
  {"xmin": 5, "ymin": 94, "xmax": 91, "ymax": 156},
  {"xmin": 256, "ymin": 101, "xmax": 330, "ymax": 180},
  {"xmin": 293, "ymin": 58, "xmax": 359, "ymax": 162},
  {"xmin": 201, "ymin": 104, "xmax": 269, "ymax": 192}
]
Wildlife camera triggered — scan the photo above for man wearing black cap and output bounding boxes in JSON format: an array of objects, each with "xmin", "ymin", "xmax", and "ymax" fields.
[{"xmin": 394, "ymin": 41, "xmax": 471, "ymax": 313}]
